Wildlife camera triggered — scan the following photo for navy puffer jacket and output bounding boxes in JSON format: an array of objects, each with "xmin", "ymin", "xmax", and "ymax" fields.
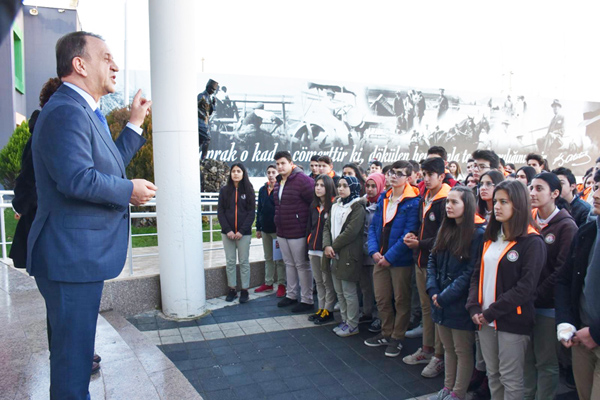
[
  {"xmin": 257, "ymin": 183, "xmax": 276, "ymax": 234},
  {"xmin": 426, "ymin": 224, "xmax": 485, "ymax": 331}
]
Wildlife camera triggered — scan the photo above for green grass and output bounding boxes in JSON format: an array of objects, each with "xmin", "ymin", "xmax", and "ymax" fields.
[
  {"xmin": 1, "ymin": 209, "xmax": 255, "ymax": 253},
  {"xmin": 4, "ymin": 208, "xmax": 18, "ymax": 254}
]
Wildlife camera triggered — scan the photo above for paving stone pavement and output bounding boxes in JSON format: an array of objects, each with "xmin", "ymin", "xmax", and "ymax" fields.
[
  {"xmin": 128, "ymin": 289, "xmax": 580, "ymax": 400},
  {"xmin": 129, "ymin": 292, "xmax": 445, "ymax": 400}
]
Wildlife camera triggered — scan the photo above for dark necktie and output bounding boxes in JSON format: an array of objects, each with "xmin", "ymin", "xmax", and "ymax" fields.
[{"xmin": 94, "ymin": 108, "xmax": 110, "ymax": 136}]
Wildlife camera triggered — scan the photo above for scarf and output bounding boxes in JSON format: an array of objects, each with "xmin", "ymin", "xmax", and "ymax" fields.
[
  {"xmin": 366, "ymin": 173, "xmax": 386, "ymax": 204},
  {"xmin": 340, "ymin": 175, "xmax": 361, "ymax": 205}
]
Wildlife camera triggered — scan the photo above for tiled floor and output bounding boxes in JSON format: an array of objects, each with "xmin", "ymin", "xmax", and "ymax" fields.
[
  {"xmin": 0, "ymin": 262, "xmax": 201, "ymax": 400},
  {"xmin": 129, "ymin": 293, "xmax": 445, "ymax": 400},
  {"xmin": 128, "ymin": 291, "xmax": 580, "ymax": 400}
]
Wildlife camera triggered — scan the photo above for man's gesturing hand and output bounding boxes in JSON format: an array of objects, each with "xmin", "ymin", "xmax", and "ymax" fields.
[
  {"xmin": 130, "ymin": 179, "xmax": 157, "ymax": 206},
  {"xmin": 129, "ymin": 89, "xmax": 152, "ymax": 127}
]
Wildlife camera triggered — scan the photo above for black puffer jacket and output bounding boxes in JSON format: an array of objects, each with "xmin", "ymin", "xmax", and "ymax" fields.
[
  {"xmin": 217, "ymin": 185, "xmax": 255, "ymax": 235},
  {"xmin": 306, "ymin": 204, "xmax": 328, "ymax": 252}
]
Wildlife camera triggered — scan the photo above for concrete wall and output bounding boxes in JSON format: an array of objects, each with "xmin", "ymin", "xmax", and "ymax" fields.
[{"xmin": 23, "ymin": 6, "xmax": 78, "ymax": 117}]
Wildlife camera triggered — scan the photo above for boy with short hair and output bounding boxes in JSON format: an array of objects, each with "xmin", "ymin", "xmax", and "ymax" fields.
[
  {"xmin": 404, "ymin": 157, "xmax": 449, "ymax": 378},
  {"xmin": 256, "ymin": 165, "xmax": 286, "ymax": 295},
  {"xmin": 273, "ymin": 151, "xmax": 315, "ymax": 312},
  {"xmin": 318, "ymin": 156, "xmax": 340, "ymax": 185},
  {"xmin": 526, "ymin": 153, "xmax": 545, "ymax": 174},
  {"xmin": 471, "ymin": 149, "xmax": 500, "ymax": 182},
  {"xmin": 364, "ymin": 161, "xmax": 420, "ymax": 358},
  {"xmin": 553, "ymin": 166, "xmax": 591, "ymax": 227},
  {"xmin": 308, "ymin": 155, "xmax": 320, "ymax": 180},
  {"xmin": 370, "ymin": 160, "xmax": 383, "ymax": 174}
]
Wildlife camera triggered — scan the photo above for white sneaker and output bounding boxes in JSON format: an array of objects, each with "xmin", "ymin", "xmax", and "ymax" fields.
[
  {"xmin": 336, "ymin": 324, "xmax": 359, "ymax": 337},
  {"xmin": 333, "ymin": 322, "xmax": 346, "ymax": 333},
  {"xmin": 421, "ymin": 356, "xmax": 445, "ymax": 378},
  {"xmin": 405, "ymin": 325, "xmax": 424, "ymax": 338},
  {"xmin": 402, "ymin": 347, "xmax": 433, "ymax": 365}
]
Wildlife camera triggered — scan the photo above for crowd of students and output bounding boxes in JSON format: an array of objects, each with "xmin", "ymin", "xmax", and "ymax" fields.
[{"xmin": 216, "ymin": 148, "xmax": 600, "ymax": 400}]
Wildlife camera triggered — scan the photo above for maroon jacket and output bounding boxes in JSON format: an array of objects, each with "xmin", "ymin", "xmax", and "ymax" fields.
[
  {"xmin": 466, "ymin": 228, "xmax": 546, "ymax": 335},
  {"xmin": 273, "ymin": 167, "xmax": 314, "ymax": 239},
  {"xmin": 533, "ymin": 208, "xmax": 577, "ymax": 308}
]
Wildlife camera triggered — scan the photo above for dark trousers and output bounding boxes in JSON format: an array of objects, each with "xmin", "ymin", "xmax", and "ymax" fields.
[
  {"xmin": 35, "ymin": 276, "xmax": 104, "ymax": 400},
  {"xmin": 199, "ymin": 134, "xmax": 210, "ymax": 160}
]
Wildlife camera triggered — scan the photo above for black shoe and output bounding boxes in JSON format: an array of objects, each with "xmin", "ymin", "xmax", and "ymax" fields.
[
  {"xmin": 91, "ymin": 361, "xmax": 100, "ymax": 375},
  {"xmin": 225, "ymin": 288, "xmax": 237, "ymax": 302},
  {"xmin": 407, "ymin": 316, "xmax": 421, "ymax": 331},
  {"xmin": 291, "ymin": 302, "xmax": 314, "ymax": 313},
  {"xmin": 563, "ymin": 365, "xmax": 576, "ymax": 389},
  {"xmin": 468, "ymin": 368, "xmax": 486, "ymax": 392},
  {"xmin": 277, "ymin": 297, "xmax": 298, "ymax": 307},
  {"xmin": 239, "ymin": 289, "xmax": 249, "ymax": 304},
  {"xmin": 93, "ymin": 353, "xmax": 101, "ymax": 363},
  {"xmin": 308, "ymin": 309, "xmax": 323, "ymax": 321},
  {"xmin": 314, "ymin": 309, "xmax": 334, "ymax": 324},
  {"xmin": 472, "ymin": 377, "xmax": 491, "ymax": 400},
  {"xmin": 358, "ymin": 314, "xmax": 373, "ymax": 324},
  {"xmin": 368, "ymin": 318, "xmax": 382, "ymax": 333}
]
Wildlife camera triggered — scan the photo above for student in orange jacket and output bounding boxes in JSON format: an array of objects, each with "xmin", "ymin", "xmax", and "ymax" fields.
[
  {"xmin": 524, "ymin": 172, "xmax": 577, "ymax": 400},
  {"xmin": 466, "ymin": 180, "xmax": 546, "ymax": 400},
  {"xmin": 404, "ymin": 157, "xmax": 449, "ymax": 378}
]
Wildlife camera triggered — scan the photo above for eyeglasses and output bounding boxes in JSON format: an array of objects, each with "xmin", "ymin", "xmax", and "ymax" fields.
[
  {"xmin": 387, "ymin": 170, "xmax": 406, "ymax": 178},
  {"xmin": 473, "ymin": 164, "xmax": 490, "ymax": 171},
  {"xmin": 337, "ymin": 183, "xmax": 349, "ymax": 188},
  {"xmin": 480, "ymin": 182, "xmax": 495, "ymax": 188}
]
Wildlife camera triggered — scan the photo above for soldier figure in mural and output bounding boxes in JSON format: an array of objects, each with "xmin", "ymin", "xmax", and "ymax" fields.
[
  {"xmin": 404, "ymin": 92, "xmax": 415, "ymax": 131},
  {"xmin": 415, "ymin": 91, "xmax": 426, "ymax": 126},
  {"xmin": 538, "ymin": 99, "xmax": 564, "ymax": 153},
  {"xmin": 198, "ymin": 79, "xmax": 219, "ymax": 160},
  {"xmin": 215, "ymin": 86, "xmax": 239, "ymax": 119},
  {"xmin": 239, "ymin": 103, "xmax": 282, "ymax": 149},
  {"xmin": 503, "ymin": 94, "xmax": 514, "ymax": 118},
  {"xmin": 437, "ymin": 88, "xmax": 449, "ymax": 121},
  {"xmin": 394, "ymin": 91, "xmax": 406, "ymax": 132}
]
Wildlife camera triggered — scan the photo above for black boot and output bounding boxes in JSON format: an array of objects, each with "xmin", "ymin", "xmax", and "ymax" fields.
[
  {"xmin": 225, "ymin": 288, "xmax": 237, "ymax": 302},
  {"xmin": 239, "ymin": 289, "xmax": 249, "ymax": 303}
]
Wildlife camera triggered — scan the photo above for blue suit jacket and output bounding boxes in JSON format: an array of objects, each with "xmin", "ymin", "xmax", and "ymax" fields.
[{"xmin": 27, "ymin": 84, "xmax": 146, "ymax": 282}]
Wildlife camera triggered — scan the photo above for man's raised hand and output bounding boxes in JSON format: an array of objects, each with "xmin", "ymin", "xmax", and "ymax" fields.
[
  {"xmin": 130, "ymin": 179, "xmax": 157, "ymax": 206},
  {"xmin": 129, "ymin": 89, "xmax": 152, "ymax": 127}
]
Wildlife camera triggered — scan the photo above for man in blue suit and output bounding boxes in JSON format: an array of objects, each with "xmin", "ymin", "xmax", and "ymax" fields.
[{"xmin": 27, "ymin": 31, "xmax": 156, "ymax": 399}]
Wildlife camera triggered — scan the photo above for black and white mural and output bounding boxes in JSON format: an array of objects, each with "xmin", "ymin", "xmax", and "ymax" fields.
[{"xmin": 200, "ymin": 74, "xmax": 600, "ymax": 176}]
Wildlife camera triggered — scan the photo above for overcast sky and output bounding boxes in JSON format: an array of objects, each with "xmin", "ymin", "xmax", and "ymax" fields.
[{"xmin": 74, "ymin": 0, "xmax": 600, "ymax": 101}]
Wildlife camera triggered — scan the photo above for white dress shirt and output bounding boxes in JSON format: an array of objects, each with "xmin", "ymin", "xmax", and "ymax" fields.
[{"xmin": 63, "ymin": 82, "xmax": 143, "ymax": 135}]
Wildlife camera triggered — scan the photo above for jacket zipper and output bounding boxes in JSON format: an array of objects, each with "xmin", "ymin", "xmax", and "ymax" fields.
[
  {"xmin": 478, "ymin": 240, "xmax": 518, "ymax": 329},
  {"xmin": 235, "ymin": 188, "xmax": 238, "ymax": 233},
  {"xmin": 313, "ymin": 207, "xmax": 322, "ymax": 250}
]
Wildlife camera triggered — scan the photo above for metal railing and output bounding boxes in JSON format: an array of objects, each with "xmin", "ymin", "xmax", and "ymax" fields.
[{"xmin": 0, "ymin": 191, "xmax": 260, "ymax": 277}]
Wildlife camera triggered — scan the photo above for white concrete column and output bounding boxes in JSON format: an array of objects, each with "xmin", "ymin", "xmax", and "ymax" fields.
[{"xmin": 148, "ymin": 0, "xmax": 205, "ymax": 318}]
